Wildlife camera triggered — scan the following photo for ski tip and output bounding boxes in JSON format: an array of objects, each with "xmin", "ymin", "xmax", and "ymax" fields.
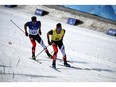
[
  {"xmin": 50, "ymin": 66, "xmax": 61, "ymax": 72},
  {"xmin": 29, "ymin": 58, "xmax": 42, "ymax": 64}
]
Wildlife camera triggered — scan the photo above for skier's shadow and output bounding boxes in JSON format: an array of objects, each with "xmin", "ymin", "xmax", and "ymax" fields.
[
  {"xmin": 14, "ymin": 73, "xmax": 57, "ymax": 78},
  {"xmin": 68, "ymin": 60, "xmax": 88, "ymax": 64},
  {"xmin": 36, "ymin": 58, "xmax": 114, "ymax": 73},
  {"xmin": 0, "ymin": 72, "xmax": 57, "ymax": 78},
  {"xmin": 91, "ymin": 68, "xmax": 114, "ymax": 72},
  {"xmin": 58, "ymin": 66, "xmax": 114, "ymax": 73},
  {"xmin": 0, "ymin": 64, "xmax": 57, "ymax": 79},
  {"xmin": 36, "ymin": 58, "xmax": 51, "ymax": 62},
  {"xmin": 81, "ymin": 67, "xmax": 114, "ymax": 73},
  {"xmin": 0, "ymin": 64, "xmax": 10, "ymax": 67},
  {"xmin": 61, "ymin": 60, "xmax": 114, "ymax": 72}
]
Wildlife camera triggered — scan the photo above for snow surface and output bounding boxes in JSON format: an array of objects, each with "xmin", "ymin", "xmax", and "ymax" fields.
[{"xmin": 0, "ymin": 6, "xmax": 116, "ymax": 82}]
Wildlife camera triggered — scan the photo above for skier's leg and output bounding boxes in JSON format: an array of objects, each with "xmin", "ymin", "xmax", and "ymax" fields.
[
  {"xmin": 30, "ymin": 37, "xmax": 36, "ymax": 59},
  {"xmin": 36, "ymin": 35, "xmax": 52, "ymax": 58},
  {"xmin": 52, "ymin": 44, "xmax": 58, "ymax": 61},
  {"xmin": 58, "ymin": 43, "xmax": 67, "ymax": 62},
  {"xmin": 40, "ymin": 39, "xmax": 52, "ymax": 57},
  {"xmin": 59, "ymin": 43, "xmax": 70, "ymax": 67},
  {"xmin": 52, "ymin": 44, "xmax": 58, "ymax": 68}
]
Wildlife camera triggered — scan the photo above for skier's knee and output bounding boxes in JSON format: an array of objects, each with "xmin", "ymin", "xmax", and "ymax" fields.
[
  {"xmin": 54, "ymin": 51, "xmax": 58, "ymax": 55},
  {"xmin": 32, "ymin": 46, "xmax": 35, "ymax": 50}
]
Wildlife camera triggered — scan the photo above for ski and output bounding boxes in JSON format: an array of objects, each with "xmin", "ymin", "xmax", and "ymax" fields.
[
  {"xmin": 29, "ymin": 58, "xmax": 42, "ymax": 64},
  {"xmin": 46, "ymin": 57, "xmax": 72, "ymax": 63},
  {"xmin": 58, "ymin": 64, "xmax": 83, "ymax": 70},
  {"xmin": 57, "ymin": 58, "xmax": 80, "ymax": 63},
  {"xmin": 50, "ymin": 66, "xmax": 61, "ymax": 72}
]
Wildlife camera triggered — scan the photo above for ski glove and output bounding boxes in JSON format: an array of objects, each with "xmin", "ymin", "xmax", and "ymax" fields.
[
  {"xmin": 25, "ymin": 32, "xmax": 28, "ymax": 36},
  {"xmin": 39, "ymin": 31, "xmax": 42, "ymax": 35}
]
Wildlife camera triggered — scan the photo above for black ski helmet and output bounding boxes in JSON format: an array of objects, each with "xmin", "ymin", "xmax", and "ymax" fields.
[
  {"xmin": 31, "ymin": 16, "xmax": 37, "ymax": 21},
  {"xmin": 56, "ymin": 23, "xmax": 62, "ymax": 28}
]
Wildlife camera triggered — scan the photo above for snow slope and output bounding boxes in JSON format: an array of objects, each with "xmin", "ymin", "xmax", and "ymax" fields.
[{"xmin": 0, "ymin": 6, "xmax": 116, "ymax": 82}]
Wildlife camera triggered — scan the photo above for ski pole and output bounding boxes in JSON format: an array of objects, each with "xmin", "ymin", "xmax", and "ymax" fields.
[
  {"xmin": 35, "ymin": 45, "xmax": 50, "ymax": 58},
  {"xmin": 10, "ymin": 20, "xmax": 25, "ymax": 33}
]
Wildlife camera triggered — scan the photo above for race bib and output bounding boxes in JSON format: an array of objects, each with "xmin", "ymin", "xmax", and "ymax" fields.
[{"xmin": 29, "ymin": 29, "xmax": 38, "ymax": 35}]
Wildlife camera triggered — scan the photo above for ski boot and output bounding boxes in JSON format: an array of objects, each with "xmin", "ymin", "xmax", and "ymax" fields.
[
  {"xmin": 63, "ymin": 55, "xmax": 71, "ymax": 67},
  {"xmin": 46, "ymin": 51, "xmax": 52, "ymax": 59},
  {"xmin": 64, "ymin": 62, "xmax": 71, "ymax": 67},
  {"xmin": 32, "ymin": 53, "xmax": 36, "ymax": 60},
  {"xmin": 52, "ymin": 61, "xmax": 56, "ymax": 69}
]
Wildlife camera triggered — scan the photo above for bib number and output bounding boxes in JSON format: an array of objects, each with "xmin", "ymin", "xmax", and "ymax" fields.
[
  {"xmin": 55, "ymin": 38, "xmax": 59, "ymax": 41},
  {"xmin": 29, "ymin": 30, "xmax": 38, "ymax": 35}
]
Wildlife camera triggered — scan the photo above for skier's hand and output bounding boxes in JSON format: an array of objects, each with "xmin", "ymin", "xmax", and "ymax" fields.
[
  {"xmin": 39, "ymin": 31, "xmax": 42, "ymax": 35},
  {"xmin": 48, "ymin": 41, "xmax": 52, "ymax": 45},
  {"xmin": 25, "ymin": 32, "xmax": 28, "ymax": 36}
]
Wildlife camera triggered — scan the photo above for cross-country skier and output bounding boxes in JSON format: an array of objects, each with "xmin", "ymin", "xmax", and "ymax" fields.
[
  {"xmin": 24, "ymin": 16, "xmax": 52, "ymax": 60},
  {"xmin": 47, "ymin": 23, "xmax": 70, "ymax": 68}
]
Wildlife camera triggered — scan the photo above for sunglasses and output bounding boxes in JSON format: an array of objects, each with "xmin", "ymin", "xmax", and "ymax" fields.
[{"xmin": 57, "ymin": 27, "xmax": 62, "ymax": 31}]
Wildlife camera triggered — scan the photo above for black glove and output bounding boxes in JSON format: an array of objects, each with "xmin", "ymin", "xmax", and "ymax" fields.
[
  {"xmin": 39, "ymin": 31, "xmax": 42, "ymax": 35},
  {"xmin": 25, "ymin": 32, "xmax": 28, "ymax": 36},
  {"xmin": 48, "ymin": 41, "xmax": 52, "ymax": 45}
]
